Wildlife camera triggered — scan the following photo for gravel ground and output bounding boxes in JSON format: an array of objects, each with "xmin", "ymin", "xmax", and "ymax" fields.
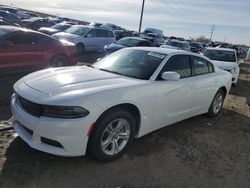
[{"xmin": 0, "ymin": 59, "xmax": 249, "ymax": 188}]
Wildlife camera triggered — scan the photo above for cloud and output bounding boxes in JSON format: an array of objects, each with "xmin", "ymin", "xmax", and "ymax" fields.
[{"xmin": 1, "ymin": 0, "xmax": 250, "ymax": 45}]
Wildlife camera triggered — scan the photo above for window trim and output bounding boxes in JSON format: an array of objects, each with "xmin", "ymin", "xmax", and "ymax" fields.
[
  {"xmin": 189, "ymin": 55, "xmax": 215, "ymax": 77},
  {"xmin": 156, "ymin": 54, "xmax": 193, "ymax": 80}
]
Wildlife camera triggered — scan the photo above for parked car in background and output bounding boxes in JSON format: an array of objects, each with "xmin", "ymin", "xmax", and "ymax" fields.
[
  {"xmin": 53, "ymin": 25, "xmax": 116, "ymax": 54},
  {"xmin": 203, "ymin": 47, "xmax": 239, "ymax": 85},
  {"xmin": 0, "ymin": 26, "xmax": 77, "ymax": 73},
  {"xmin": 0, "ymin": 17, "xmax": 20, "ymax": 27},
  {"xmin": 89, "ymin": 22, "xmax": 102, "ymax": 27},
  {"xmin": 22, "ymin": 17, "xmax": 58, "ymax": 30},
  {"xmin": 0, "ymin": 10, "xmax": 21, "ymax": 26},
  {"xmin": 114, "ymin": 30, "xmax": 134, "ymax": 40},
  {"xmin": 143, "ymin": 28, "xmax": 163, "ymax": 35},
  {"xmin": 161, "ymin": 39, "xmax": 190, "ymax": 51},
  {"xmin": 18, "ymin": 11, "xmax": 39, "ymax": 19},
  {"xmin": 104, "ymin": 37, "xmax": 154, "ymax": 54},
  {"xmin": 142, "ymin": 33, "xmax": 164, "ymax": 46},
  {"xmin": 189, "ymin": 41, "xmax": 203, "ymax": 53},
  {"xmin": 0, "ymin": 6, "xmax": 19, "ymax": 16},
  {"xmin": 38, "ymin": 22, "xmax": 74, "ymax": 35},
  {"xmin": 11, "ymin": 47, "xmax": 232, "ymax": 161}
]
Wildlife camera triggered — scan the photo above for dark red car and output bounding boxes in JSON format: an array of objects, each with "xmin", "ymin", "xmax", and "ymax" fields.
[{"xmin": 0, "ymin": 26, "xmax": 77, "ymax": 73}]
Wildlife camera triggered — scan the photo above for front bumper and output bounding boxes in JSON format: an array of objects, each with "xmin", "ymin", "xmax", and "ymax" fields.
[{"xmin": 11, "ymin": 94, "xmax": 93, "ymax": 157}]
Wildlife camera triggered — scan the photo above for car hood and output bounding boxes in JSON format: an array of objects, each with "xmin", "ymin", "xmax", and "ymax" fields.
[
  {"xmin": 105, "ymin": 43, "xmax": 125, "ymax": 51},
  {"xmin": 39, "ymin": 27, "xmax": 59, "ymax": 33},
  {"xmin": 210, "ymin": 60, "xmax": 237, "ymax": 70},
  {"xmin": 18, "ymin": 66, "xmax": 142, "ymax": 96},
  {"xmin": 52, "ymin": 32, "xmax": 78, "ymax": 41}
]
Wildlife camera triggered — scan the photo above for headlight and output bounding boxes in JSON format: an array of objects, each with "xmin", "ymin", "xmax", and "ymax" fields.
[
  {"xmin": 43, "ymin": 106, "xmax": 89, "ymax": 118},
  {"xmin": 230, "ymin": 66, "xmax": 238, "ymax": 74}
]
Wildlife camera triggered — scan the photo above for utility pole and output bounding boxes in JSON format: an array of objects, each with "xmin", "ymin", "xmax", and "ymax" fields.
[
  {"xmin": 138, "ymin": 0, "xmax": 145, "ymax": 33},
  {"xmin": 209, "ymin": 24, "xmax": 215, "ymax": 43}
]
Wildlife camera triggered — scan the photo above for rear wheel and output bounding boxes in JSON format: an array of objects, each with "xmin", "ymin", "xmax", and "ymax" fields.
[
  {"xmin": 207, "ymin": 89, "xmax": 225, "ymax": 117},
  {"xmin": 50, "ymin": 55, "xmax": 68, "ymax": 67},
  {"xmin": 88, "ymin": 109, "xmax": 135, "ymax": 162}
]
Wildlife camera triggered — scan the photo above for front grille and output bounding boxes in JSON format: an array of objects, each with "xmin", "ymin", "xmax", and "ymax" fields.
[{"xmin": 17, "ymin": 95, "xmax": 44, "ymax": 117}]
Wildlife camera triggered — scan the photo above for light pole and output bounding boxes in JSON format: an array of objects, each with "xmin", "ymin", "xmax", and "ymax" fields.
[{"xmin": 138, "ymin": 0, "xmax": 145, "ymax": 33}]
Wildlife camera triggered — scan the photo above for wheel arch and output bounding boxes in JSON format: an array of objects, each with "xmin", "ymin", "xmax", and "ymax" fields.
[
  {"xmin": 50, "ymin": 53, "xmax": 69, "ymax": 66},
  {"xmin": 90, "ymin": 103, "xmax": 141, "ymax": 138},
  {"xmin": 219, "ymin": 86, "xmax": 227, "ymax": 96}
]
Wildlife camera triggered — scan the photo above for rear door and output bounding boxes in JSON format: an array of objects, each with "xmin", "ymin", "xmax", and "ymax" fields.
[
  {"xmin": 154, "ymin": 55, "xmax": 195, "ymax": 128},
  {"xmin": 189, "ymin": 55, "xmax": 218, "ymax": 111},
  {"xmin": 0, "ymin": 32, "xmax": 28, "ymax": 69}
]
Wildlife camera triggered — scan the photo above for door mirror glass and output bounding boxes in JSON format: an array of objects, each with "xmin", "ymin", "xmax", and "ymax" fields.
[{"xmin": 161, "ymin": 71, "xmax": 180, "ymax": 81}]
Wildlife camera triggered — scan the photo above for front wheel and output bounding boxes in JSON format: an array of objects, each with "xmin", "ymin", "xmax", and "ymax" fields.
[
  {"xmin": 50, "ymin": 55, "xmax": 68, "ymax": 67},
  {"xmin": 207, "ymin": 89, "xmax": 225, "ymax": 117},
  {"xmin": 88, "ymin": 109, "xmax": 135, "ymax": 162}
]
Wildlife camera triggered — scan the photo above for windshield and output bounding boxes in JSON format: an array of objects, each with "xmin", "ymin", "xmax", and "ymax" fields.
[
  {"xmin": 65, "ymin": 26, "xmax": 89, "ymax": 36},
  {"xmin": 165, "ymin": 40, "xmax": 182, "ymax": 48},
  {"xmin": 204, "ymin": 49, "xmax": 236, "ymax": 62},
  {"xmin": 52, "ymin": 24, "xmax": 70, "ymax": 30},
  {"xmin": 116, "ymin": 38, "xmax": 141, "ymax": 47},
  {"xmin": 93, "ymin": 49, "xmax": 166, "ymax": 80}
]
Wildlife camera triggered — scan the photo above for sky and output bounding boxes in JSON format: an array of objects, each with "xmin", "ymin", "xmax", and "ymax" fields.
[{"xmin": 1, "ymin": 0, "xmax": 250, "ymax": 45}]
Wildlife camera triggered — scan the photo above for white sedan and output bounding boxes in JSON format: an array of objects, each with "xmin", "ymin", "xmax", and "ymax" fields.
[
  {"xmin": 202, "ymin": 47, "xmax": 240, "ymax": 85},
  {"xmin": 11, "ymin": 48, "xmax": 232, "ymax": 161}
]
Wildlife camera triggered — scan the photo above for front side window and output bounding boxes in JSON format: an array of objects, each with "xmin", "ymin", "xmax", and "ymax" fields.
[
  {"xmin": 161, "ymin": 55, "xmax": 191, "ymax": 78},
  {"xmin": 191, "ymin": 56, "xmax": 213, "ymax": 75},
  {"xmin": 94, "ymin": 49, "xmax": 166, "ymax": 80},
  {"xmin": 65, "ymin": 26, "xmax": 89, "ymax": 36}
]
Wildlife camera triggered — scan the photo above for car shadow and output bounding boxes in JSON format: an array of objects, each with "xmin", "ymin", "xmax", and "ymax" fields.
[{"xmin": 1, "ymin": 109, "xmax": 250, "ymax": 187}]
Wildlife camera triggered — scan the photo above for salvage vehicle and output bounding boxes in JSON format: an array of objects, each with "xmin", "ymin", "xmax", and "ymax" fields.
[
  {"xmin": 11, "ymin": 47, "xmax": 232, "ymax": 161},
  {"xmin": 203, "ymin": 47, "xmax": 239, "ymax": 85},
  {"xmin": 161, "ymin": 39, "xmax": 190, "ymax": 51},
  {"xmin": 0, "ymin": 26, "xmax": 77, "ymax": 72},
  {"xmin": 53, "ymin": 25, "xmax": 115, "ymax": 54},
  {"xmin": 104, "ymin": 37, "xmax": 154, "ymax": 54}
]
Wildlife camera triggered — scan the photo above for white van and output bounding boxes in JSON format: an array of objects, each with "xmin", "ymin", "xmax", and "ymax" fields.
[{"xmin": 53, "ymin": 25, "xmax": 116, "ymax": 54}]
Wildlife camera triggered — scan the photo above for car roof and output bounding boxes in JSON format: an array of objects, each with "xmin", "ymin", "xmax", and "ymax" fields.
[
  {"xmin": 71, "ymin": 24, "xmax": 113, "ymax": 31},
  {"xmin": 0, "ymin": 26, "xmax": 55, "ymax": 37},
  {"xmin": 128, "ymin": 47, "xmax": 188, "ymax": 55},
  {"xmin": 206, "ymin": 47, "xmax": 236, "ymax": 52}
]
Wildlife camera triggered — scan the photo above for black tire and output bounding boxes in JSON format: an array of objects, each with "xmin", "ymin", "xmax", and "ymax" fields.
[
  {"xmin": 207, "ymin": 89, "xmax": 225, "ymax": 117},
  {"xmin": 76, "ymin": 43, "xmax": 84, "ymax": 55},
  {"xmin": 50, "ymin": 55, "xmax": 69, "ymax": 67},
  {"xmin": 88, "ymin": 109, "xmax": 135, "ymax": 162}
]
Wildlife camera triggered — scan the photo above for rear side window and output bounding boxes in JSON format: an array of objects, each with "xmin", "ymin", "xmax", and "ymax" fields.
[
  {"xmin": 191, "ymin": 56, "xmax": 214, "ymax": 75},
  {"xmin": 161, "ymin": 55, "xmax": 191, "ymax": 78},
  {"xmin": 96, "ymin": 29, "xmax": 114, "ymax": 37},
  {"xmin": 4, "ymin": 33, "xmax": 23, "ymax": 44}
]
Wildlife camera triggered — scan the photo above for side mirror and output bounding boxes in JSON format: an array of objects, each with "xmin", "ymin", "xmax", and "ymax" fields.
[
  {"xmin": 238, "ymin": 59, "xmax": 244, "ymax": 65},
  {"xmin": 161, "ymin": 71, "xmax": 180, "ymax": 81}
]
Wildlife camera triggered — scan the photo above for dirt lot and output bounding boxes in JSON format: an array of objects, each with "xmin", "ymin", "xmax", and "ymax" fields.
[{"xmin": 0, "ymin": 59, "xmax": 249, "ymax": 188}]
